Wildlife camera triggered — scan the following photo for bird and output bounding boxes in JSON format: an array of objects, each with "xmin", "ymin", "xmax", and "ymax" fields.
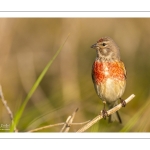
[{"xmin": 91, "ymin": 37, "xmax": 126, "ymax": 123}]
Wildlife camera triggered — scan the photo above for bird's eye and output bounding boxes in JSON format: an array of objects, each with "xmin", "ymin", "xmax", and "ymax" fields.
[{"xmin": 102, "ymin": 43, "xmax": 106, "ymax": 46}]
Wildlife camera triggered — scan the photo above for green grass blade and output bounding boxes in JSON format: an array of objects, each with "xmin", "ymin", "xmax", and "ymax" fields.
[{"xmin": 10, "ymin": 34, "xmax": 70, "ymax": 132}]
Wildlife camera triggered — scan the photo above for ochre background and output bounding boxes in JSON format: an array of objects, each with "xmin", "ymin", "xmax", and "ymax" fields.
[{"xmin": 0, "ymin": 18, "xmax": 149, "ymax": 132}]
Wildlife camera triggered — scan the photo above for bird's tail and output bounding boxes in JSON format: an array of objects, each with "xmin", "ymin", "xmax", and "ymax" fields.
[
  {"xmin": 108, "ymin": 101, "xmax": 122, "ymax": 123},
  {"xmin": 108, "ymin": 111, "xmax": 122, "ymax": 123}
]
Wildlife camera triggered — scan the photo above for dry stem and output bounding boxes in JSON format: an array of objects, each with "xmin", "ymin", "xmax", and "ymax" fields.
[
  {"xmin": 29, "ymin": 123, "xmax": 64, "ymax": 132},
  {"xmin": 0, "ymin": 85, "xmax": 17, "ymax": 132},
  {"xmin": 29, "ymin": 120, "xmax": 90, "ymax": 132},
  {"xmin": 60, "ymin": 108, "xmax": 79, "ymax": 132}
]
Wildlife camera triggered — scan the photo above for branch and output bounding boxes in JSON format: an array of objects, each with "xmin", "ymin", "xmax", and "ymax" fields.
[
  {"xmin": 28, "ymin": 120, "xmax": 90, "ymax": 132},
  {"xmin": 28, "ymin": 109, "xmax": 90, "ymax": 132},
  {"xmin": 71, "ymin": 120, "xmax": 90, "ymax": 125},
  {"xmin": 28, "ymin": 123, "xmax": 64, "ymax": 132},
  {"xmin": 77, "ymin": 94, "xmax": 135, "ymax": 132},
  {"xmin": 0, "ymin": 85, "xmax": 18, "ymax": 132},
  {"xmin": 60, "ymin": 108, "xmax": 79, "ymax": 132}
]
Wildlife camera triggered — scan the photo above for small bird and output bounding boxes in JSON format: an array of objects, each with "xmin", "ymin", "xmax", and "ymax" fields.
[{"xmin": 91, "ymin": 37, "xmax": 126, "ymax": 123}]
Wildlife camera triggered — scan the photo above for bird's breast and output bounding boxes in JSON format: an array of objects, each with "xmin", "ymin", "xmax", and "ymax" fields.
[{"xmin": 93, "ymin": 60, "xmax": 126, "ymax": 84}]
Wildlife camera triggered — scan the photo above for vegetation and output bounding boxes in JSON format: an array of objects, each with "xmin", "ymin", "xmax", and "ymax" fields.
[{"xmin": 0, "ymin": 18, "xmax": 149, "ymax": 132}]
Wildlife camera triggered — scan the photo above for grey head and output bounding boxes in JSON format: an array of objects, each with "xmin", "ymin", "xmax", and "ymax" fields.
[{"xmin": 91, "ymin": 37, "xmax": 120, "ymax": 61}]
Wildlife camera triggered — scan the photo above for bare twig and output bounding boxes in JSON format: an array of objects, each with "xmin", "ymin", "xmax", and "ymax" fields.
[
  {"xmin": 77, "ymin": 94, "xmax": 135, "ymax": 132},
  {"xmin": 29, "ymin": 120, "xmax": 90, "ymax": 132},
  {"xmin": 71, "ymin": 120, "xmax": 91, "ymax": 125},
  {"xmin": 60, "ymin": 116, "xmax": 71, "ymax": 132},
  {"xmin": 28, "ymin": 123, "xmax": 64, "ymax": 132},
  {"xmin": 60, "ymin": 108, "xmax": 79, "ymax": 132},
  {"xmin": 0, "ymin": 85, "xmax": 17, "ymax": 132}
]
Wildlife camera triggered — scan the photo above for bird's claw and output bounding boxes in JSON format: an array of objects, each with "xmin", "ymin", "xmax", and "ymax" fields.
[
  {"xmin": 120, "ymin": 98, "xmax": 126, "ymax": 107},
  {"xmin": 101, "ymin": 109, "xmax": 108, "ymax": 119},
  {"xmin": 121, "ymin": 100, "xmax": 126, "ymax": 107}
]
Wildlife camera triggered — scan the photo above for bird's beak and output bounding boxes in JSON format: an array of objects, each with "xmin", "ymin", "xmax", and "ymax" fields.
[{"xmin": 91, "ymin": 43, "xmax": 97, "ymax": 49}]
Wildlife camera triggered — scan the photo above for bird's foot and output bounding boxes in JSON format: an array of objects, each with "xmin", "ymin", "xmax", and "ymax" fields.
[
  {"xmin": 120, "ymin": 98, "xmax": 126, "ymax": 107},
  {"xmin": 101, "ymin": 109, "xmax": 108, "ymax": 119}
]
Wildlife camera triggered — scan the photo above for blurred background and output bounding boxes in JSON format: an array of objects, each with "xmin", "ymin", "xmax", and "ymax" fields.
[{"xmin": 0, "ymin": 18, "xmax": 150, "ymax": 132}]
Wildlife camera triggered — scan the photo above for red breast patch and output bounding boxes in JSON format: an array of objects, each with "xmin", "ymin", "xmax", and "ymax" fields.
[{"xmin": 93, "ymin": 61, "xmax": 126, "ymax": 84}]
